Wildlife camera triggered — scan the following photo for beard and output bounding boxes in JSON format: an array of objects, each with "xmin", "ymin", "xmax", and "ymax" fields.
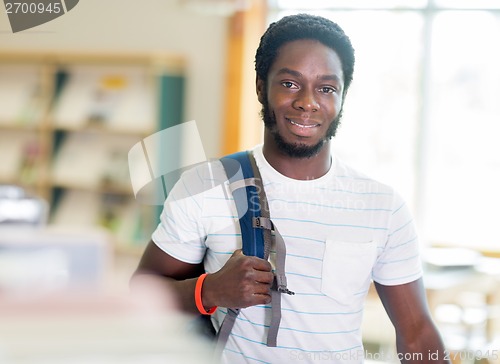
[{"xmin": 261, "ymin": 99, "xmax": 342, "ymax": 159}]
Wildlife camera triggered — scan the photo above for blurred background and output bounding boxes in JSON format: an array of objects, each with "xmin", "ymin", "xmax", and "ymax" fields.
[{"xmin": 0, "ymin": 0, "xmax": 499, "ymax": 363}]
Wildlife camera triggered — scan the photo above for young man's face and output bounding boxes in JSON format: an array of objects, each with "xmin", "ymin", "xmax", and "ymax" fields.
[{"xmin": 257, "ymin": 39, "xmax": 344, "ymax": 158}]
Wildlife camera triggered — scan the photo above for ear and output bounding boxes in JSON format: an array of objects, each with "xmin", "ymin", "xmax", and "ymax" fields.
[{"xmin": 256, "ymin": 77, "xmax": 266, "ymax": 105}]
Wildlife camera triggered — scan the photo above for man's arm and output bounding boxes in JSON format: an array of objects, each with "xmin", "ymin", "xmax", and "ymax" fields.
[
  {"xmin": 131, "ymin": 240, "xmax": 274, "ymax": 315},
  {"xmin": 375, "ymin": 278, "xmax": 451, "ymax": 363}
]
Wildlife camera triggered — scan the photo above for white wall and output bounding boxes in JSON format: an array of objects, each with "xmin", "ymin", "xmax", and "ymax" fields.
[{"xmin": 0, "ymin": 0, "xmax": 229, "ymax": 158}]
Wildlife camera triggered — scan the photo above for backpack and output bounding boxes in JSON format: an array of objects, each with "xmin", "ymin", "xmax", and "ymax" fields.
[{"xmin": 210, "ymin": 150, "xmax": 293, "ymax": 354}]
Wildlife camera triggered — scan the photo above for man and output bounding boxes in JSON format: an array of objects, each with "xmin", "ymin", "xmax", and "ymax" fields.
[{"xmin": 133, "ymin": 14, "xmax": 449, "ymax": 363}]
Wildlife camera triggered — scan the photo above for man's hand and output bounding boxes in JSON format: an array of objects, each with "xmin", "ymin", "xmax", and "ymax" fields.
[
  {"xmin": 132, "ymin": 242, "xmax": 274, "ymax": 315},
  {"xmin": 202, "ymin": 249, "xmax": 274, "ymax": 309}
]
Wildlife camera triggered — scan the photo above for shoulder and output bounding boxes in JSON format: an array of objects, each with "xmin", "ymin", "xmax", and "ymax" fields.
[
  {"xmin": 332, "ymin": 155, "xmax": 395, "ymax": 195},
  {"xmin": 164, "ymin": 158, "xmax": 228, "ymax": 202},
  {"xmin": 330, "ymin": 155, "xmax": 412, "ymax": 216}
]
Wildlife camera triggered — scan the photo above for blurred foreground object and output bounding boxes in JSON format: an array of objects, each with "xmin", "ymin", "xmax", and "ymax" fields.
[
  {"xmin": 0, "ymin": 228, "xmax": 111, "ymax": 294},
  {"xmin": 0, "ymin": 184, "xmax": 216, "ymax": 363},
  {"xmin": 0, "ymin": 289, "xmax": 215, "ymax": 364}
]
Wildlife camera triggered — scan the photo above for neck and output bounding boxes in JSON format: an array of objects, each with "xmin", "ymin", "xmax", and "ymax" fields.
[{"xmin": 262, "ymin": 133, "xmax": 332, "ymax": 180}]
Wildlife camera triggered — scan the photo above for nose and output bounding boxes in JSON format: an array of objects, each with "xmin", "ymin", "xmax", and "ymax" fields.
[{"xmin": 292, "ymin": 88, "xmax": 319, "ymax": 112}]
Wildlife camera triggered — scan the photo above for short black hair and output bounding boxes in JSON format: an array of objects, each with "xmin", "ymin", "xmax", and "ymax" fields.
[{"xmin": 255, "ymin": 13, "xmax": 355, "ymax": 95}]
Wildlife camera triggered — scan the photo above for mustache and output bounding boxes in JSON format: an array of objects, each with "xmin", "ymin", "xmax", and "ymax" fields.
[{"xmin": 260, "ymin": 101, "xmax": 343, "ymax": 140}]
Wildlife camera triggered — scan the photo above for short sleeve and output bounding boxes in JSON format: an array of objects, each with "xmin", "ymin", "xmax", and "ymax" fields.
[
  {"xmin": 372, "ymin": 192, "xmax": 423, "ymax": 285},
  {"xmin": 151, "ymin": 164, "xmax": 209, "ymax": 264}
]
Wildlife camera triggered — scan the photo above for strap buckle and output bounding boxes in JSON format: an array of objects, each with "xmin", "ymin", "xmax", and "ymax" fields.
[
  {"xmin": 278, "ymin": 285, "xmax": 295, "ymax": 295},
  {"xmin": 252, "ymin": 216, "xmax": 273, "ymax": 230}
]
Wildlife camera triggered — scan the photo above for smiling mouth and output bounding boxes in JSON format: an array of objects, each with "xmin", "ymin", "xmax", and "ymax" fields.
[{"xmin": 287, "ymin": 118, "xmax": 320, "ymax": 129}]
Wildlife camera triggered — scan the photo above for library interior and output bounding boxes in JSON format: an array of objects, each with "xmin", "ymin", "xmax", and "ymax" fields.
[{"xmin": 0, "ymin": 0, "xmax": 499, "ymax": 363}]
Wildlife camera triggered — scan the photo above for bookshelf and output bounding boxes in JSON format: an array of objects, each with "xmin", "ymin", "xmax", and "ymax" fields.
[{"xmin": 0, "ymin": 51, "xmax": 185, "ymax": 255}]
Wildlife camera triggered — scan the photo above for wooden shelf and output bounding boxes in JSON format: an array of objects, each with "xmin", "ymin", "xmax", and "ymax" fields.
[
  {"xmin": 52, "ymin": 124, "xmax": 153, "ymax": 137},
  {"xmin": 0, "ymin": 51, "xmax": 185, "ymax": 252}
]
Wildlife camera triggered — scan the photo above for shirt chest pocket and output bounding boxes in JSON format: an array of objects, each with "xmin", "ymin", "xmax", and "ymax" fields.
[{"xmin": 321, "ymin": 240, "xmax": 377, "ymax": 306}]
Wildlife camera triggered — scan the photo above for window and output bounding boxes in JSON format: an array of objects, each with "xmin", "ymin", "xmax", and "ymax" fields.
[{"xmin": 269, "ymin": 2, "xmax": 500, "ymax": 252}]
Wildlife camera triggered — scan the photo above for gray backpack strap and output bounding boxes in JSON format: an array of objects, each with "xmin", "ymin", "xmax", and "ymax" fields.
[
  {"xmin": 214, "ymin": 308, "xmax": 239, "ymax": 357},
  {"xmin": 248, "ymin": 153, "xmax": 294, "ymax": 347}
]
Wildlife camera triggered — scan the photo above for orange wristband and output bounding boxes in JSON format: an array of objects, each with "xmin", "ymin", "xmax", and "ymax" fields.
[{"xmin": 195, "ymin": 273, "xmax": 217, "ymax": 315}]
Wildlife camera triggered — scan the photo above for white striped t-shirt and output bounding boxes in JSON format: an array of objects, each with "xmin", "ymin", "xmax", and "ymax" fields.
[{"xmin": 152, "ymin": 144, "xmax": 422, "ymax": 363}]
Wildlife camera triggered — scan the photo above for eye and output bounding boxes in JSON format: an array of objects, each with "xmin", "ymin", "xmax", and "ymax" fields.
[
  {"xmin": 281, "ymin": 81, "xmax": 298, "ymax": 89},
  {"xmin": 319, "ymin": 86, "xmax": 336, "ymax": 94}
]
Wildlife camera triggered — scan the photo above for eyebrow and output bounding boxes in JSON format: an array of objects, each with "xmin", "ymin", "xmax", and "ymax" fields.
[{"xmin": 276, "ymin": 67, "xmax": 341, "ymax": 83}]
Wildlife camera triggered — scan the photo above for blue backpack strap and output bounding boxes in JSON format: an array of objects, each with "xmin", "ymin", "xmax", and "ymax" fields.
[{"xmin": 219, "ymin": 151, "xmax": 265, "ymax": 259}]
